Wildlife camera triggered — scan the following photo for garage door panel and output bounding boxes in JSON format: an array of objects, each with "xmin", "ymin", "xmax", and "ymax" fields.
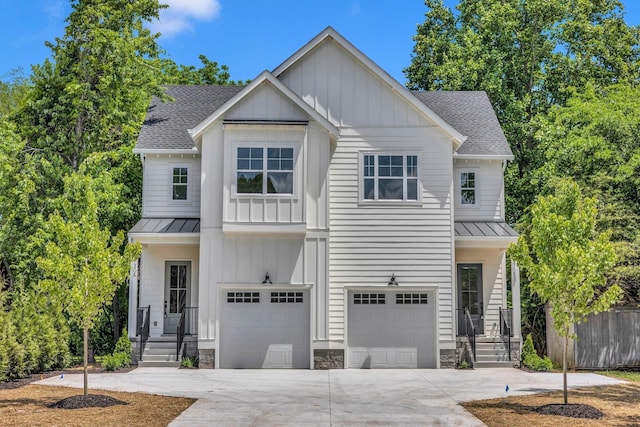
[
  {"xmin": 348, "ymin": 290, "xmax": 436, "ymax": 369},
  {"xmin": 220, "ymin": 290, "xmax": 310, "ymax": 369}
]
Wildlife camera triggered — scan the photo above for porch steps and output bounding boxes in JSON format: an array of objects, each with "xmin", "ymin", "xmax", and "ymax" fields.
[
  {"xmin": 138, "ymin": 338, "xmax": 180, "ymax": 368},
  {"xmin": 473, "ymin": 338, "xmax": 515, "ymax": 368}
]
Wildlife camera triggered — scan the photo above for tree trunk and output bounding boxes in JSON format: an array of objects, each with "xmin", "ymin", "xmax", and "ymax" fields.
[
  {"xmin": 84, "ymin": 325, "xmax": 89, "ymax": 397},
  {"xmin": 563, "ymin": 334, "xmax": 568, "ymax": 405},
  {"xmin": 113, "ymin": 291, "xmax": 120, "ymax": 343}
]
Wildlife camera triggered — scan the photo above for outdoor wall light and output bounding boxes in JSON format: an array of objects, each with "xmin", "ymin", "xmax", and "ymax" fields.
[
  {"xmin": 262, "ymin": 273, "xmax": 273, "ymax": 285},
  {"xmin": 388, "ymin": 274, "xmax": 399, "ymax": 286}
]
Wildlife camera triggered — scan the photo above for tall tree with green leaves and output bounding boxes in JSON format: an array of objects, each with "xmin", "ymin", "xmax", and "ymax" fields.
[
  {"xmin": 509, "ymin": 180, "xmax": 622, "ymax": 404},
  {"xmin": 36, "ymin": 173, "xmax": 141, "ymax": 396},
  {"xmin": 157, "ymin": 54, "xmax": 247, "ymax": 86},
  {"xmin": 535, "ymin": 83, "xmax": 640, "ymax": 304}
]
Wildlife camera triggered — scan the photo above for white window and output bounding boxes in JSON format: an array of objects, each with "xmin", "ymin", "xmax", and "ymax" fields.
[
  {"xmin": 172, "ymin": 166, "xmax": 188, "ymax": 201},
  {"xmin": 460, "ymin": 171, "xmax": 476, "ymax": 205},
  {"xmin": 236, "ymin": 147, "xmax": 294, "ymax": 195},
  {"xmin": 362, "ymin": 153, "xmax": 419, "ymax": 201},
  {"xmin": 353, "ymin": 293, "xmax": 386, "ymax": 305},
  {"xmin": 227, "ymin": 292, "xmax": 260, "ymax": 303}
]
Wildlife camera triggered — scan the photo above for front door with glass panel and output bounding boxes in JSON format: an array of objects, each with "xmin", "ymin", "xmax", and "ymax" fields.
[
  {"xmin": 457, "ymin": 264, "xmax": 484, "ymax": 335},
  {"xmin": 164, "ymin": 261, "xmax": 190, "ymax": 334}
]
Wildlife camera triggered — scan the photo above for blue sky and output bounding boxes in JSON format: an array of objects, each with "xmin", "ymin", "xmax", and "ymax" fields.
[{"xmin": 1, "ymin": 0, "xmax": 639, "ymax": 85}]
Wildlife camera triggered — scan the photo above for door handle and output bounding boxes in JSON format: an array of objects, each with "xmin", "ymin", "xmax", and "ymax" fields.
[{"xmin": 164, "ymin": 300, "xmax": 167, "ymax": 318}]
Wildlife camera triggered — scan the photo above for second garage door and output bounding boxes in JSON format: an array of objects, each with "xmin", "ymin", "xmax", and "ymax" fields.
[
  {"xmin": 220, "ymin": 289, "xmax": 310, "ymax": 369},
  {"xmin": 348, "ymin": 290, "xmax": 437, "ymax": 368}
]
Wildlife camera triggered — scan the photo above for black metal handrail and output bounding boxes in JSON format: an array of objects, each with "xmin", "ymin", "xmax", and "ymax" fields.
[
  {"xmin": 176, "ymin": 307, "xmax": 198, "ymax": 359},
  {"xmin": 457, "ymin": 307, "xmax": 477, "ymax": 361},
  {"xmin": 500, "ymin": 307, "xmax": 513, "ymax": 361},
  {"xmin": 137, "ymin": 306, "xmax": 150, "ymax": 362},
  {"xmin": 464, "ymin": 307, "xmax": 477, "ymax": 361}
]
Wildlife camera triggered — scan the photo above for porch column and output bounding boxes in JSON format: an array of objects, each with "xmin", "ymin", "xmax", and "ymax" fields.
[
  {"xmin": 128, "ymin": 257, "xmax": 140, "ymax": 340},
  {"xmin": 511, "ymin": 260, "xmax": 521, "ymax": 339}
]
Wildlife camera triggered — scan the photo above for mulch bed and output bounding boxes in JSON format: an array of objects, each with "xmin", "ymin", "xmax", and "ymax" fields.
[
  {"xmin": 0, "ymin": 364, "xmax": 135, "ymax": 390},
  {"xmin": 49, "ymin": 394, "xmax": 129, "ymax": 409},
  {"xmin": 535, "ymin": 403, "xmax": 604, "ymax": 419}
]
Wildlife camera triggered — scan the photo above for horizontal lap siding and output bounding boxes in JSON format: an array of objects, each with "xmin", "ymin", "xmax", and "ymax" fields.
[
  {"xmin": 454, "ymin": 160, "xmax": 504, "ymax": 221},
  {"xmin": 143, "ymin": 155, "xmax": 201, "ymax": 218},
  {"xmin": 329, "ymin": 135, "xmax": 453, "ymax": 341}
]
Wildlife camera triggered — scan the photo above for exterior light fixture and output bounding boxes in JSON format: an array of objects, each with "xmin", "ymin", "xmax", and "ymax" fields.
[
  {"xmin": 262, "ymin": 273, "xmax": 273, "ymax": 285},
  {"xmin": 388, "ymin": 274, "xmax": 399, "ymax": 286}
]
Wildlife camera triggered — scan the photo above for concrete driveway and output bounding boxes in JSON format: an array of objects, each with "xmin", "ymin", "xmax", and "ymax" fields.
[{"xmin": 37, "ymin": 368, "xmax": 624, "ymax": 426}]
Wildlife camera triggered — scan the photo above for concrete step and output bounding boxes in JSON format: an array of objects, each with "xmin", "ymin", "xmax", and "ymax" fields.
[
  {"xmin": 143, "ymin": 347, "xmax": 178, "ymax": 355},
  {"xmin": 137, "ymin": 360, "xmax": 181, "ymax": 368},
  {"xmin": 143, "ymin": 341, "xmax": 176, "ymax": 349},
  {"xmin": 473, "ymin": 360, "xmax": 516, "ymax": 368},
  {"xmin": 141, "ymin": 353, "xmax": 178, "ymax": 362}
]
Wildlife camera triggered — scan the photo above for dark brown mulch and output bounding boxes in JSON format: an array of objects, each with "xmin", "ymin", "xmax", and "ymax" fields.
[
  {"xmin": 0, "ymin": 364, "xmax": 136, "ymax": 390},
  {"xmin": 535, "ymin": 403, "xmax": 604, "ymax": 419},
  {"xmin": 49, "ymin": 394, "xmax": 129, "ymax": 409}
]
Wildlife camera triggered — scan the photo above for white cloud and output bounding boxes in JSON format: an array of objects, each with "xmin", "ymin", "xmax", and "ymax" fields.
[
  {"xmin": 350, "ymin": 1, "xmax": 361, "ymax": 16},
  {"xmin": 151, "ymin": 0, "xmax": 221, "ymax": 38}
]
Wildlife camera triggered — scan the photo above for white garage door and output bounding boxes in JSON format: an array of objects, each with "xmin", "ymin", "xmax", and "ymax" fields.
[
  {"xmin": 220, "ymin": 289, "xmax": 310, "ymax": 368},
  {"xmin": 348, "ymin": 290, "xmax": 437, "ymax": 368}
]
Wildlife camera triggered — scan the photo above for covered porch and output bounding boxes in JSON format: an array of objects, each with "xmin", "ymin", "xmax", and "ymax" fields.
[{"xmin": 128, "ymin": 218, "xmax": 201, "ymax": 365}]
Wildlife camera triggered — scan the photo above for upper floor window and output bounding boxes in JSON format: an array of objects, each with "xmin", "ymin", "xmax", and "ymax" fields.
[
  {"xmin": 362, "ymin": 153, "xmax": 418, "ymax": 201},
  {"xmin": 460, "ymin": 171, "xmax": 476, "ymax": 205},
  {"xmin": 237, "ymin": 147, "xmax": 294, "ymax": 195},
  {"xmin": 172, "ymin": 167, "xmax": 188, "ymax": 200}
]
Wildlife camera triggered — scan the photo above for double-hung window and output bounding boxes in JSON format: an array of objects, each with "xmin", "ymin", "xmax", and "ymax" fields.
[
  {"xmin": 362, "ymin": 153, "xmax": 418, "ymax": 201},
  {"xmin": 237, "ymin": 147, "xmax": 294, "ymax": 195},
  {"xmin": 172, "ymin": 167, "xmax": 188, "ymax": 201},
  {"xmin": 460, "ymin": 171, "xmax": 476, "ymax": 205}
]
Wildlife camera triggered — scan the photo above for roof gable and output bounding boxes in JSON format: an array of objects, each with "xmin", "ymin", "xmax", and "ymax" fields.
[
  {"xmin": 189, "ymin": 71, "xmax": 339, "ymax": 143},
  {"xmin": 273, "ymin": 26, "xmax": 465, "ymax": 147}
]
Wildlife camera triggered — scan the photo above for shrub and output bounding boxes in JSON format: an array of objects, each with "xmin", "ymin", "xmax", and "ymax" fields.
[
  {"xmin": 113, "ymin": 329, "xmax": 131, "ymax": 366},
  {"xmin": 522, "ymin": 333, "xmax": 553, "ymax": 371},
  {"xmin": 181, "ymin": 357, "xmax": 194, "ymax": 368}
]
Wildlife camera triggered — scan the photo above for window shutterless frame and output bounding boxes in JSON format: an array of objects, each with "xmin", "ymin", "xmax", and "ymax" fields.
[
  {"xmin": 235, "ymin": 145, "xmax": 296, "ymax": 196},
  {"xmin": 360, "ymin": 152, "xmax": 420, "ymax": 202},
  {"xmin": 458, "ymin": 169, "xmax": 478, "ymax": 206},
  {"xmin": 169, "ymin": 164, "xmax": 190, "ymax": 202}
]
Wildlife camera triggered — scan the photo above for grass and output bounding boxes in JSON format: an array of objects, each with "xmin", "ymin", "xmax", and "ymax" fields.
[{"xmin": 462, "ymin": 371, "xmax": 640, "ymax": 426}]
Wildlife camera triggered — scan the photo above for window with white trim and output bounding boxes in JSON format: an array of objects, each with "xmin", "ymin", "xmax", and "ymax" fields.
[
  {"xmin": 362, "ymin": 153, "xmax": 418, "ymax": 201},
  {"xmin": 236, "ymin": 147, "xmax": 294, "ymax": 195},
  {"xmin": 270, "ymin": 292, "xmax": 304, "ymax": 303},
  {"xmin": 460, "ymin": 171, "xmax": 476, "ymax": 205},
  {"xmin": 396, "ymin": 293, "xmax": 429, "ymax": 304},
  {"xmin": 227, "ymin": 292, "xmax": 260, "ymax": 303},
  {"xmin": 172, "ymin": 167, "xmax": 188, "ymax": 200},
  {"xmin": 353, "ymin": 293, "xmax": 386, "ymax": 305}
]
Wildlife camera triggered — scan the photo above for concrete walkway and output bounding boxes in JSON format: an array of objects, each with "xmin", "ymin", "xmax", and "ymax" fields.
[{"xmin": 37, "ymin": 368, "xmax": 624, "ymax": 426}]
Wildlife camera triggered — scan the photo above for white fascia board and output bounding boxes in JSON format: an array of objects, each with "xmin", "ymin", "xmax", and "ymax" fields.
[
  {"xmin": 188, "ymin": 71, "xmax": 340, "ymax": 142},
  {"xmin": 132, "ymin": 148, "xmax": 200, "ymax": 155},
  {"xmin": 454, "ymin": 236, "xmax": 518, "ymax": 249},
  {"xmin": 272, "ymin": 26, "xmax": 466, "ymax": 147},
  {"xmin": 453, "ymin": 153, "xmax": 515, "ymax": 161}
]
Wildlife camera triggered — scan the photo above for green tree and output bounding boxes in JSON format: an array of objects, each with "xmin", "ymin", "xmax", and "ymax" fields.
[
  {"xmin": 36, "ymin": 173, "xmax": 141, "ymax": 396},
  {"xmin": 509, "ymin": 180, "xmax": 622, "ymax": 404},
  {"xmin": 157, "ymin": 55, "xmax": 247, "ymax": 86},
  {"xmin": 535, "ymin": 83, "xmax": 640, "ymax": 303}
]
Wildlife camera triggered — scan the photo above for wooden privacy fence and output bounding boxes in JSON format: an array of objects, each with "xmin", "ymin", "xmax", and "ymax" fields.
[
  {"xmin": 547, "ymin": 305, "xmax": 640, "ymax": 369},
  {"xmin": 575, "ymin": 306, "xmax": 640, "ymax": 369}
]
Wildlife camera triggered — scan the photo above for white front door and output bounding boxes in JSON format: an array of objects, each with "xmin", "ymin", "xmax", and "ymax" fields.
[
  {"xmin": 348, "ymin": 290, "xmax": 437, "ymax": 368},
  {"xmin": 164, "ymin": 261, "xmax": 190, "ymax": 334},
  {"xmin": 220, "ymin": 289, "xmax": 310, "ymax": 368}
]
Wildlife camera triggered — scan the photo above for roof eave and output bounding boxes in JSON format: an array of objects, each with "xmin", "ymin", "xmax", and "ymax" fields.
[
  {"xmin": 132, "ymin": 148, "xmax": 200, "ymax": 155},
  {"xmin": 454, "ymin": 153, "xmax": 515, "ymax": 161}
]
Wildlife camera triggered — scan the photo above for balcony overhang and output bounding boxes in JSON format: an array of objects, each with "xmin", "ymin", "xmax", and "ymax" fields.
[
  {"xmin": 454, "ymin": 221, "xmax": 518, "ymax": 249},
  {"xmin": 129, "ymin": 218, "xmax": 200, "ymax": 244}
]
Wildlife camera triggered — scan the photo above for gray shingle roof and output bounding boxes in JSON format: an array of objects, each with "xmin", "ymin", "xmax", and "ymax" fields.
[
  {"xmin": 136, "ymin": 86, "xmax": 512, "ymax": 157},
  {"xmin": 412, "ymin": 91, "xmax": 512, "ymax": 157},
  {"xmin": 136, "ymin": 85, "xmax": 243, "ymax": 150}
]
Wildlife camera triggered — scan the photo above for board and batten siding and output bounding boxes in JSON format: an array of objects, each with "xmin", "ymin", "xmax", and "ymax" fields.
[
  {"xmin": 278, "ymin": 38, "xmax": 431, "ymax": 129},
  {"xmin": 453, "ymin": 159, "xmax": 505, "ymax": 221},
  {"xmin": 142, "ymin": 154, "xmax": 201, "ymax": 218},
  {"xmin": 138, "ymin": 244, "xmax": 199, "ymax": 338},
  {"xmin": 328, "ymin": 127, "xmax": 455, "ymax": 342}
]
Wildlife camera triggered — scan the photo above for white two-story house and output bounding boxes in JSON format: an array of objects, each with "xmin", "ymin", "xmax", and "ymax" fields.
[{"xmin": 128, "ymin": 27, "xmax": 520, "ymax": 369}]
